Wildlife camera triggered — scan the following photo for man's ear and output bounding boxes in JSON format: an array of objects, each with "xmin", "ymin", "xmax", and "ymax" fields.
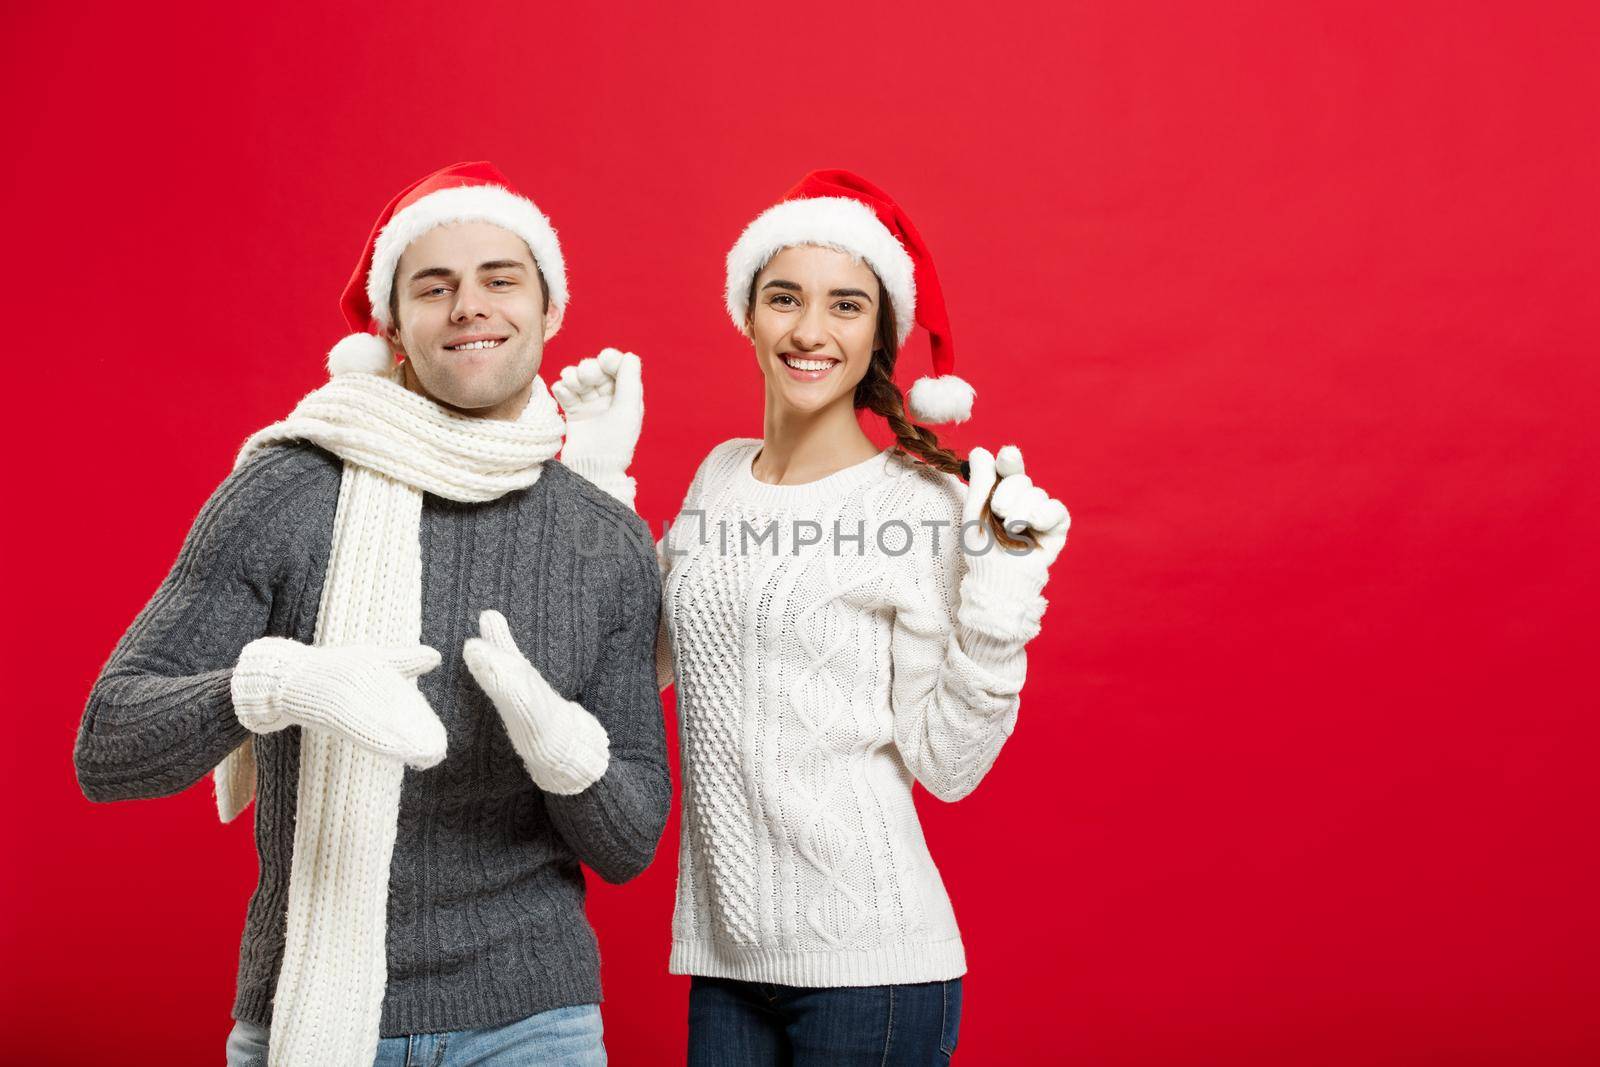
[
  {"xmin": 542, "ymin": 301, "xmax": 565, "ymax": 342},
  {"xmin": 386, "ymin": 327, "xmax": 406, "ymax": 358}
]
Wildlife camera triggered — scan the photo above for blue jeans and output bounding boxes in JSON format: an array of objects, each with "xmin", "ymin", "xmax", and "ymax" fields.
[
  {"xmin": 224, "ymin": 1004, "xmax": 605, "ymax": 1066},
  {"xmin": 687, "ymin": 976, "xmax": 962, "ymax": 1066}
]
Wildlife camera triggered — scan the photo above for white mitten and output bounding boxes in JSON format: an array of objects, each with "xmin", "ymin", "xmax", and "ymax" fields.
[
  {"xmin": 462, "ymin": 609, "xmax": 611, "ymax": 794},
  {"xmin": 230, "ymin": 637, "xmax": 448, "ymax": 769},
  {"xmin": 957, "ymin": 445, "xmax": 1071, "ymax": 653},
  {"xmin": 554, "ymin": 348, "xmax": 644, "ymax": 508}
]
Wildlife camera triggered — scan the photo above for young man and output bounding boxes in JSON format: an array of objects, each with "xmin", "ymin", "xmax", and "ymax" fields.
[{"xmin": 73, "ymin": 162, "xmax": 668, "ymax": 1067}]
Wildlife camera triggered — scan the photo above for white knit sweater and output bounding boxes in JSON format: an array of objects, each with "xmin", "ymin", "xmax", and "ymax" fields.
[{"xmin": 659, "ymin": 438, "xmax": 1049, "ymax": 987}]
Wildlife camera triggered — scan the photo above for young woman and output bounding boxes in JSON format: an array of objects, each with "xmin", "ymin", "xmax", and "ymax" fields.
[{"xmin": 556, "ymin": 171, "xmax": 1070, "ymax": 1065}]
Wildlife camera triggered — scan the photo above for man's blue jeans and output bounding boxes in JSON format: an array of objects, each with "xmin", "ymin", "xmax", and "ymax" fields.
[
  {"xmin": 224, "ymin": 1003, "xmax": 605, "ymax": 1066},
  {"xmin": 687, "ymin": 976, "xmax": 962, "ymax": 1065}
]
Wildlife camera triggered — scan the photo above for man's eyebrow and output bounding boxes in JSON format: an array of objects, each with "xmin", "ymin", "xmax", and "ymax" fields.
[
  {"xmin": 828, "ymin": 288, "xmax": 873, "ymax": 301},
  {"xmin": 477, "ymin": 260, "xmax": 529, "ymax": 273},
  {"xmin": 760, "ymin": 279, "xmax": 802, "ymax": 291},
  {"xmin": 409, "ymin": 266, "xmax": 458, "ymax": 283}
]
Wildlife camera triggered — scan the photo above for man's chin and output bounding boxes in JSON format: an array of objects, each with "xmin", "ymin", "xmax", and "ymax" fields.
[
  {"xmin": 431, "ymin": 377, "xmax": 536, "ymax": 418},
  {"xmin": 405, "ymin": 356, "xmax": 538, "ymax": 417},
  {"xmin": 436, "ymin": 388, "xmax": 513, "ymax": 414}
]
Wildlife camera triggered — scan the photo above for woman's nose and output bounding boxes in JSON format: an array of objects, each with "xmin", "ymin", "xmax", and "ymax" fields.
[{"xmin": 789, "ymin": 306, "xmax": 828, "ymax": 349}]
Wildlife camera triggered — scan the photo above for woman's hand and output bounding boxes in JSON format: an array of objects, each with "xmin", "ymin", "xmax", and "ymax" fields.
[
  {"xmin": 964, "ymin": 445, "xmax": 1071, "ymax": 570},
  {"xmin": 952, "ymin": 445, "xmax": 1070, "ymax": 664}
]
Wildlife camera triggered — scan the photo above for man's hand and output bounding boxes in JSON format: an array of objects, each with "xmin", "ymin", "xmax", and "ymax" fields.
[
  {"xmin": 231, "ymin": 638, "xmax": 448, "ymax": 768},
  {"xmin": 463, "ymin": 609, "xmax": 610, "ymax": 794},
  {"xmin": 554, "ymin": 347, "xmax": 644, "ymax": 475}
]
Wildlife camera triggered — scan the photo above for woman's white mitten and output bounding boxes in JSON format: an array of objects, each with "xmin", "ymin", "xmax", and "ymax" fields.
[
  {"xmin": 957, "ymin": 446, "xmax": 1072, "ymax": 657},
  {"xmin": 555, "ymin": 348, "xmax": 644, "ymax": 508}
]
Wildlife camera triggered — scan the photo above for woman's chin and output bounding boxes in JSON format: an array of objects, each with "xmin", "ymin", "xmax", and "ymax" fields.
[{"xmin": 770, "ymin": 380, "xmax": 844, "ymax": 416}]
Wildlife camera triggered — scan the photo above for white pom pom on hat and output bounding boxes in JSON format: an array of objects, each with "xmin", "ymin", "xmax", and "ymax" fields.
[
  {"xmin": 327, "ymin": 332, "xmax": 394, "ymax": 377},
  {"xmin": 907, "ymin": 374, "xmax": 975, "ymax": 424},
  {"xmin": 326, "ymin": 161, "xmax": 568, "ymax": 379},
  {"xmin": 725, "ymin": 169, "xmax": 976, "ymax": 424}
]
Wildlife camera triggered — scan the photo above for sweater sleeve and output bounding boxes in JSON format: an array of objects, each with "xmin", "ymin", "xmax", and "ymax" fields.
[
  {"xmin": 654, "ymin": 534, "xmax": 674, "ymax": 692},
  {"xmin": 73, "ymin": 448, "xmax": 321, "ymax": 804},
  {"xmin": 653, "ymin": 440, "xmax": 744, "ymax": 692},
  {"xmin": 558, "ymin": 455, "xmax": 675, "ymax": 693},
  {"xmin": 888, "ymin": 473, "xmax": 1050, "ymax": 803},
  {"xmin": 559, "ymin": 454, "xmax": 637, "ymax": 511},
  {"xmin": 543, "ymin": 517, "xmax": 672, "ymax": 884}
]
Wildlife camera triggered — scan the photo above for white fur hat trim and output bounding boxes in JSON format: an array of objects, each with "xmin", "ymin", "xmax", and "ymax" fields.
[
  {"xmin": 366, "ymin": 184, "xmax": 568, "ymax": 331},
  {"xmin": 725, "ymin": 197, "xmax": 916, "ymax": 343}
]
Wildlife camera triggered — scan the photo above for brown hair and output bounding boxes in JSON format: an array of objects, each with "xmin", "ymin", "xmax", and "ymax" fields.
[{"xmin": 750, "ymin": 272, "xmax": 1031, "ymax": 551}]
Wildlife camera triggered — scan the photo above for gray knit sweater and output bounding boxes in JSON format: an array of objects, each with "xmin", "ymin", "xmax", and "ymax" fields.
[{"xmin": 72, "ymin": 441, "xmax": 670, "ymax": 1036}]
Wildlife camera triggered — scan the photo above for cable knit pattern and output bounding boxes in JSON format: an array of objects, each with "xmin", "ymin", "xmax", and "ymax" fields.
[
  {"xmin": 264, "ymin": 460, "xmax": 422, "ymax": 1066},
  {"xmin": 659, "ymin": 438, "xmax": 1047, "ymax": 987},
  {"xmin": 73, "ymin": 443, "xmax": 669, "ymax": 1042},
  {"xmin": 211, "ymin": 367, "xmax": 572, "ymax": 1066}
]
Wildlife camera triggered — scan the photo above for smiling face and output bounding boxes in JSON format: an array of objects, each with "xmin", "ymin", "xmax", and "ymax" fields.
[
  {"xmin": 387, "ymin": 221, "xmax": 562, "ymax": 420},
  {"xmin": 746, "ymin": 244, "xmax": 882, "ymax": 418}
]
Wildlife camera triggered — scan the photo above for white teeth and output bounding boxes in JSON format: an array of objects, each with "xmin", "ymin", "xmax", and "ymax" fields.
[
  {"xmin": 449, "ymin": 339, "xmax": 503, "ymax": 351},
  {"xmin": 783, "ymin": 356, "xmax": 835, "ymax": 372}
]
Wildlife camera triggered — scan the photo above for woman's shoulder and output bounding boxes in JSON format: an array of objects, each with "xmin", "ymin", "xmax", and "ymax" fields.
[
  {"xmin": 691, "ymin": 436, "xmax": 761, "ymax": 486},
  {"xmin": 663, "ymin": 437, "xmax": 759, "ymax": 518},
  {"xmin": 882, "ymin": 450, "xmax": 966, "ymax": 519},
  {"xmin": 871, "ymin": 454, "xmax": 969, "ymax": 577},
  {"xmin": 706, "ymin": 436, "xmax": 762, "ymax": 464}
]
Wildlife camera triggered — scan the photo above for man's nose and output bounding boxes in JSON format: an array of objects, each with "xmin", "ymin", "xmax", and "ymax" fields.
[{"xmin": 452, "ymin": 286, "xmax": 490, "ymax": 322}]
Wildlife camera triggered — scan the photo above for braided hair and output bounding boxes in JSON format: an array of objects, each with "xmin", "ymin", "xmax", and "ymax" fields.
[{"xmin": 841, "ymin": 280, "xmax": 1032, "ymax": 551}]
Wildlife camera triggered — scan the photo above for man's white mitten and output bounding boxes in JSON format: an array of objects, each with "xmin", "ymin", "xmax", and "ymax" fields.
[
  {"xmin": 230, "ymin": 637, "xmax": 448, "ymax": 769},
  {"xmin": 462, "ymin": 609, "xmax": 611, "ymax": 795}
]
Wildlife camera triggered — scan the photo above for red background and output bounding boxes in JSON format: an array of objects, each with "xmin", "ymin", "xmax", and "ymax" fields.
[{"xmin": 4, "ymin": 2, "xmax": 1596, "ymax": 1064}]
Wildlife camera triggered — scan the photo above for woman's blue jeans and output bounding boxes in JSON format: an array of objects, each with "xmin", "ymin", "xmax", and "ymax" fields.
[{"xmin": 687, "ymin": 976, "xmax": 962, "ymax": 1065}]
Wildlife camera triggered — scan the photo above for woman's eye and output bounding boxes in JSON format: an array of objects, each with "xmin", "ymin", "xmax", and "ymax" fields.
[
  {"xmin": 835, "ymin": 301, "xmax": 861, "ymax": 314},
  {"xmin": 770, "ymin": 294, "xmax": 796, "ymax": 307}
]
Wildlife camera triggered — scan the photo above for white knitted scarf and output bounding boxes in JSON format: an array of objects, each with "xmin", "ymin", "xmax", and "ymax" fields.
[{"xmin": 211, "ymin": 364, "xmax": 565, "ymax": 1066}]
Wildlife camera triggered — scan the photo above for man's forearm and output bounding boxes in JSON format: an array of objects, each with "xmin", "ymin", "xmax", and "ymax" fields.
[
  {"xmin": 74, "ymin": 665, "xmax": 252, "ymax": 803},
  {"xmin": 543, "ymin": 753, "xmax": 671, "ymax": 884}
]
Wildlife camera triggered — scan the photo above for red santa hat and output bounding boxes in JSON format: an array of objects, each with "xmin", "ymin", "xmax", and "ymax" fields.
[
  {"xmin": 724, "ymin": 169, "xmax": 974, "ymax": 424},
  {"xmin": 327, "ymin": 161, "xmax": 569, "ymax": 376}
]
